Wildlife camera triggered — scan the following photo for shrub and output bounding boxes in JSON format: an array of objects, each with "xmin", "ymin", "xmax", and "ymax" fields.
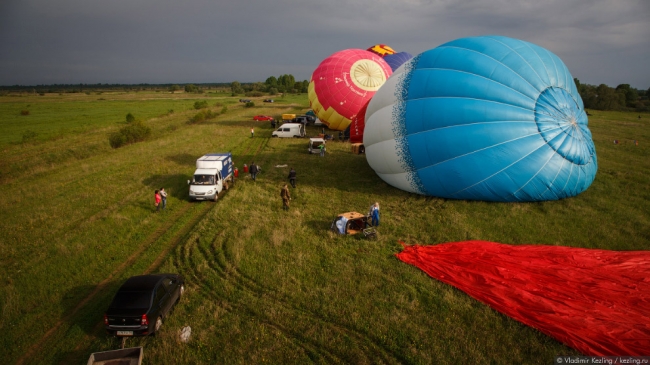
[
  {"xmin": 108, "ymin": 121, "xmax": 151, "ymax": 148},
  {"xmin": 245, "ymin": 91, "xmax": 264, "ymax": 97},
  {"xmin": 245, "ymin": 102, "xmax": 255, "ymax": 108},
  {"xmin": 221, "ymin": 106, "xmax": 228, "ymax": 114},
  {"xmin": 194, "ymin": 101, "xmax": 208, "ymax": 110},
  {"xmin": 126, "ymin": 113, "xmax": 135, "ymax": 123},
  {"xmin": 20, "ymin": 110, "xmax": 30, "ymax": 116},
  {"xmin": 187, "ymin": 109, "xmax": 218, "ymax": 124}
]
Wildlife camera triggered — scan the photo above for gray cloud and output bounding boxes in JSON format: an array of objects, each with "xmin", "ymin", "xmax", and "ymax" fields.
[{"xmin": 0, "ymin": 0, "xmax": 648, "ymax": 88}]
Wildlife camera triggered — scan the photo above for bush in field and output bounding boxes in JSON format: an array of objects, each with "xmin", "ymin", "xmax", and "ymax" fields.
[
  {"xmin": 21, "ymin": 110, "xmax": 30, "ymax": 115},
  {"xmin": 109, "ymin": 121, "xmax": 151, "ymax": 148},
  {"xmin": 194, "ymin": 100, "xmax": 208, "ymax": 110},
  {"xmin": 126, "ymin": 113, "xmax": 135, "ymax": 123},
  {"xmin": 221, "ymin": 106, "xmax": 227, "ymax": 114},
  {"xmin": 187, "ymin": 109, "xmax": 218, "ymax": 124},
  {"xmin": 245, "ymin": 102, "xmax": 255, "ymax": 108},
  {"xmin": 245, "ymin": 91, "xmax": 264, "ymax": 97}
]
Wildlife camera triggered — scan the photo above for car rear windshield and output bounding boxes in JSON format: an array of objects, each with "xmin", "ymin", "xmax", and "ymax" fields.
[{"xmin": 110, "ymin": 291, "xmax": 152, "ymax": 309}]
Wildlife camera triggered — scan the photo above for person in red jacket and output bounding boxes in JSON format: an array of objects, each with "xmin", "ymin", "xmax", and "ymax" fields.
[{"xmin": 154, "ymin": 190, "xmax": 162, "ymax": 212}]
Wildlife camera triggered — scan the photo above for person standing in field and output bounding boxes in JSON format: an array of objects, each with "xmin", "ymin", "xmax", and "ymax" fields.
[
  {"xmin": 319, "ymin": 143, "xmax": 325, "ymax": 157},
  {"xmin": 288, "ymin": 167, "xmax": 297, "ymax": 188},
  {"xmin": 154, "ymin": 190, "xmax": 161, "ymax": 212},
  {"xmin": 280, "ymin": 183, "xmax": 291, "ymax": 210},
  {"xmin": 251, "ymin": 127, "xmax": 254, "ymax": 138},
  {"xmin": 249, "ymin": 162, "xmax": 259, "ymax": 181},
  {"xmin": 370, "ymin": 202, "xmax": 380, "ymax": 226},
  {"xmin": 159, "ymin": 187, "xmax": 167, "ymax": 210}
]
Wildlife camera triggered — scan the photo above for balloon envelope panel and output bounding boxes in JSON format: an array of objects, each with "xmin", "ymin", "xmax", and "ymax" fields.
[
  {"xmin": 350, "ymin": 99, "xmax": 370, "ymax": 144},
  {"xmin": 309, "ymin": 49, "xmax": 392, "ymax": 131},
  {"xmin": 383, "ymin": 51, "xmax": 413, "ymax": 71},
  {"xmin": 364, "ymin": 36, "xmax": 597, "ymax": 202},
  {"xmin": 367, "ymin": 44, "xmax": 396, "ymax": 57}
]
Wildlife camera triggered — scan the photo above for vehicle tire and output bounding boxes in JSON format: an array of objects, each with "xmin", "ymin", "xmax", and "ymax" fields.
[
  {"xmin": 224, "ymin": 181, "xmax": 229, "ymax": 191},
  {"xmin": 213, "ymin": 193, "xmax": 218, "ymax": 202},
  {"xmin": 154, "ymin": 316, "xmax": 163, "ymax": 333},
  {"xmin": 359, "ymin": 146, "xmax": 365, "ymax": 154},
  {"xmin": 272, "ymin": 135, "xmax": 278, "ymax": 138}
]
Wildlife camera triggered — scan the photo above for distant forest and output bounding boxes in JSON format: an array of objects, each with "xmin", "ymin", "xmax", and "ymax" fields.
[{"xmin": 1, "ymin": 76, "xmax": 648, "ymax": 112}]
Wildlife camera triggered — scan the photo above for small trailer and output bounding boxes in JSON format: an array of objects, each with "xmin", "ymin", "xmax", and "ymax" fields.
[{"xmin": 87, "ymin": 346, "xmax": 143, "ymax": 365}]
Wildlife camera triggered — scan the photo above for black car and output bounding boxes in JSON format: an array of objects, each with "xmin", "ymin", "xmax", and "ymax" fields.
[{"xmin": 104, "ymin": 274, "xmax": 185, "ymax": 337}]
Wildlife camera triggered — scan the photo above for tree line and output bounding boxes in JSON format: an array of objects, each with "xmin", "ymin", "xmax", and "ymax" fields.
[
  {"xmin": 575, "ymin": 79, "xmax": 649, "ymax": 112},
  {"xmin": 229, "ymin": 74, "xmax": 309, "ymax": 96},
  {"xmin": 3, "ymin": 78, "xmax": 649, "ymax": 112}
]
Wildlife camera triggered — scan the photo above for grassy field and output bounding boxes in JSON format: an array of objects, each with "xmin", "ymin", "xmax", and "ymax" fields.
[{"xmin": 0, "ymin": 91, "xmax": 648, "ymax": 364}]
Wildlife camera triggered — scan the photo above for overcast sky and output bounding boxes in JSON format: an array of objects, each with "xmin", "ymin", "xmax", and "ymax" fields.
[{"xmin": 0, "ymin": 0, "xmax": 648, "ymax": 89}]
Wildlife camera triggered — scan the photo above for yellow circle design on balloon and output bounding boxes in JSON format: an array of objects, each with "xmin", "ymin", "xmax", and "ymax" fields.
[{"xmin": 350, "ymin": 60, "xmax": 387, "ymax": 91}]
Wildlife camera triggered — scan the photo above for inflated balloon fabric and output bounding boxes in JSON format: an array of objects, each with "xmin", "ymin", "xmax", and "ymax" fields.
[
  {"xmin": 350, "ymin": 99, "xmax": 370, "ymax": 144},
  {"xmin": 364, "ymin": 36, "xmax": 597, "ymax": 202},
  {"xmin": 396, "ymin": 241, "xmax": 650, "ymax": 356},
  {"xmin": 309, "ymin": 49, "xmax": 392, "ymax": 131},
  {"xmin": 383, "ymin": 51, "xmax": 413, "ymax": 71},
  {"xmin": 367, "ymin": 44, "xmax": 396, "ymax": 57}
]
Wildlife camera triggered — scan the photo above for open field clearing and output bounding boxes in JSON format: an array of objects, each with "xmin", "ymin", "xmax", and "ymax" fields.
[{"xmin": 0, "ymin": 92, "xmax": 648, "ymax": 364}]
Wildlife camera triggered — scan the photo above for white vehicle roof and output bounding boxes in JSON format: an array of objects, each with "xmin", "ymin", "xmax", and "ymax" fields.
[{"xmin": 309, "ymin": 138, "xmax": 325, "ymax": 142}]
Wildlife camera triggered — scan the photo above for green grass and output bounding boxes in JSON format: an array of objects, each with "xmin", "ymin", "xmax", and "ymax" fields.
[{"xmin": 0, "ymin": 92, "xmax": 648, "ymax": 364}]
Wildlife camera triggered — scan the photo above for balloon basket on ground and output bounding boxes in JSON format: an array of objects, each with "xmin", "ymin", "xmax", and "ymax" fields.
[
  {"xmin": 351, "ymin": 143, "xmax": 365, "ymax": 155},
  {"xmin": 330, "ymin": 212, "xmax": 377, "ymax": 239}
]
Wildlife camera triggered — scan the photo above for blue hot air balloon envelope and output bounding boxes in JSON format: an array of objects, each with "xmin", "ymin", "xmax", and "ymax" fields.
[
  {"xmin": 364, "ymin": 36, "xmax": 597, "ymax": 202},
  {"xmin": 383, "ymin": 51, "xmax": 413, "ymax": 71}
]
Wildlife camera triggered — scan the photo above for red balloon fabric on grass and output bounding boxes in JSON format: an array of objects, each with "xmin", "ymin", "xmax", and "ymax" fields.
[{"xmin": 396, "ymin": 241, "xmax": 650, "ymax": 356}]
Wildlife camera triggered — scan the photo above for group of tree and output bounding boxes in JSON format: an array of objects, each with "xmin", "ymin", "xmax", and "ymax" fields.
[
  {"xmin": 229, "ymin": 74, "xmax": 309, "ymax": 96},
  {"xmin": 574, "ymin": 79, "xmax": 649, "ymax": 112}
]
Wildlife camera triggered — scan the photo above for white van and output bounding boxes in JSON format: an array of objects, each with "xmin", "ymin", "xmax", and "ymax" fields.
[{"xmin": 272, "ymin": 123, "xmax": 305, "ymax": 138}]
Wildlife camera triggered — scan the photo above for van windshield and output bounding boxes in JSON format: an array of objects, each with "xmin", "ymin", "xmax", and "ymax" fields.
[{"xmin": 192, "ymin": 175, "xmax": 215, "ymax": 185}]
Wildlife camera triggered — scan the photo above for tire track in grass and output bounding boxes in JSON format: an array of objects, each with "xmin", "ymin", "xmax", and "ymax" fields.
[
  {"xmin": 16, "ymin": 198, "xmax": 215, "ymax": 365},
  {"xmin": 187, "ymin": 232, "xmax": 402, "ymax": 364},
  {"xmin": 176, "ymin": 235, "xmax": 342, "ymax": 364},
  {"xmin": 212, "ymin": 236, "xmax": 402, "ymax": 364},
  {"xmin": 57, "ymin": 197, "xmax": 220, "ymax": 365}
]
